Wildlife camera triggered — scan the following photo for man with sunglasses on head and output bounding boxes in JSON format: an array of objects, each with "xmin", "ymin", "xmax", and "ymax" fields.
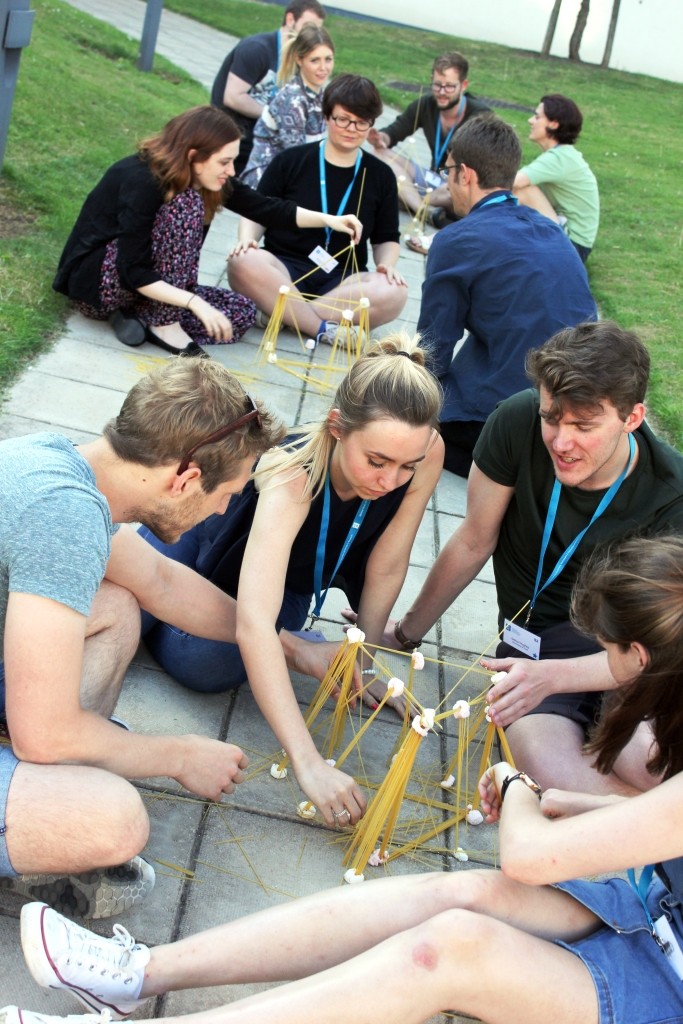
[
  {"xmin": 368, "ymin": 52, "xmax": 490, "ymax": 230},
  {"xmin": 0, "ymin": 359, "xmax": 341, "ymax": 920},
  {"xmin": 417, "ymin": 113, "xmax": 596, "ymax": 478},
  {"xmin": 228, "ymin": 74, "xmax": 406, "ymax": 347}
]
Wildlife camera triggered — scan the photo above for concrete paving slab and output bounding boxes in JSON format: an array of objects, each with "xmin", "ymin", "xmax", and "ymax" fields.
[{"xmin": 0, "ymin": 4, "xmax": 492, "ymax": 1022}]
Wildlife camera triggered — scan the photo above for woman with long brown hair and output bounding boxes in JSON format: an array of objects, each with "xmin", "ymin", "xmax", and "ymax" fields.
[{"xmin": 54, "ymin": 105, "xmax": 360, "ymax": 356}]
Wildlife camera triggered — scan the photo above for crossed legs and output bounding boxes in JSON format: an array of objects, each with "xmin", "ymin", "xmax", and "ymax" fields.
[{"xmin": 227, "ymin": 250, "xmax": 407, "ymax": 338}]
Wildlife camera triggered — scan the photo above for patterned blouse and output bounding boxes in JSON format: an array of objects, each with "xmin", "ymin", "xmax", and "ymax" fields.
[{"xmin": 241, "ymin": 74, "xmax": 325, "ymax": 188}]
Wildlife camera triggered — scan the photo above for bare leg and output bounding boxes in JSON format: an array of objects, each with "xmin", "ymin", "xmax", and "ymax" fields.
[
  {"xmin": 135, "ymin": 901, "xmax": 598, "ymax": 1024},
  {"xmin": 5, "ymin": 762, "xmax": 149, "ymax": 874},
  {"xmin": 141, "ymin": 870, "xmax": 599, "ymax": 995},
  {"xmin": 80, "ymin": 580, "xmax": 141, "ymax": 716},
  {"xmin": 514, "ymin": 183, "xmax": 560, "ymax": 223},
  {"xmin": 506, "ymin": 714, "xmax": 652, "ymax": 794},
  {"xmin": 228, "ymin": 252, "xmax": 407, "ymax": 334}
]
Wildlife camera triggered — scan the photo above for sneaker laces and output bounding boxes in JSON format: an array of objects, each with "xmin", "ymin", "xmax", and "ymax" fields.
[{"xmin": 65, "ymin": 923, "xmax": 140, "ymax": 983}]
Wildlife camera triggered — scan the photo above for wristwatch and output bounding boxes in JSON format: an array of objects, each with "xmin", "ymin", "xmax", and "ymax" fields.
[
  {"xmin": 500, "ymin": 771, "xmax": 542, "ymax": 802},
  {"xmin": 394, "ymin": 618, "xmax": 422, "ymax": 651}
]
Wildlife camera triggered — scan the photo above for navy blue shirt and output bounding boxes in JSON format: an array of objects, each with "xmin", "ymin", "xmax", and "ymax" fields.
[{"xmin": 417, "ymin": 192, "xmax": 597, "ymax": 423}]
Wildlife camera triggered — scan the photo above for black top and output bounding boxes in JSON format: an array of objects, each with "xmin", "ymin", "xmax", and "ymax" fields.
[
  {"xmin": 257, "ymin": 142, "xmax": 400, "ymax": 274},
  {"xmin": 191, "ymin": 471, "xmax": 411, "ymax": 614},
  {"xmin": 53, "ymin": 154, "xmax": 299, "ymax": 308},
  {"xmin": 210, "ymin": 31, "xmax": 279, "ymax": 131},
  {"xmin": 382, "ymin": 93, "xmax": 492, "ymax": 167}
]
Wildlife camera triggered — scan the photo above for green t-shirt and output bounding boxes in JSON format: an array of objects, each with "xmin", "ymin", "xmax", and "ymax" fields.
[
  {"xmin": 522, "ymin": 144, "xmax": 599, "ymax": 248},
  {"xmin": 473, "ymin": 389, "xmax": 683, "ymax": 633}
]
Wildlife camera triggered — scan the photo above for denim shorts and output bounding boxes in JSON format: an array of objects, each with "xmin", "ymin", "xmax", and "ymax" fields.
[
  {"xmin": 556, "ymin": 876, "xmax": 683, "ymax": 1023},
  {"xmin": 0, "ymin": 741, "xmax": 20, "ymax": 878}
]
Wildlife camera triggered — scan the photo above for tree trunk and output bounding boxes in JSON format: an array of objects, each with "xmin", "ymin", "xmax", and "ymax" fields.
[
  {"xmin": 541, "ymin": 0, "xmax": 564, "ymax": 57},
  {"xmin": 601, "ymin": 0, "xmax": 622, "ymax": 68},
  {"xmin": 568, "ymin": 0, "xmax": 591, "ymax": 61}
]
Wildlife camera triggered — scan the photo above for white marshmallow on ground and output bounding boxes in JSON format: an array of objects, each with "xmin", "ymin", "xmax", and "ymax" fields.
[
  {"xmin": 440, "ymin": 773, "xmax": 455, "ymax": 790},
  {"xmin": 368, "ymin": 848, "xmax": 389, "ymax": 866},
  {"xmin": 411, "ymin": 651, "xmax": 425, "ymax": 670},
  {"xmin": 270, "ymin": 764, "xmax": 288, "ymax": 779},
  {"xmin": 267, "ymin": 353, "xmax": 277, "ymax": 364},
  {"xmin": 452, "ymin": 699, "xmax": 470, "ymax": 718},
  {"xmin": 297, "ymin": 801, "xmax": 316, "ymax": 819},
  {"xmin": 454, "ymin": 847, "xmax": 469, "ymax": 862},
  {"xmin": 305, "ymin": 338, "xmax": 316, "ymax": 350},
  {"xmin": 344, "ymin": 868, "xmax": 365, "ymax": 884}
]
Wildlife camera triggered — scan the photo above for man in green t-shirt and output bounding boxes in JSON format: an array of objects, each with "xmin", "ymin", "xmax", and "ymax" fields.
[{"xmin": 513, "ymin": 94, "xmax": 599, "ymax": 263}]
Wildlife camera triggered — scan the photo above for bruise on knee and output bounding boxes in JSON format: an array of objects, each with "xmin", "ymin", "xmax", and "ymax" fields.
[{"xmin": 412, "ymin": 941, "xmax": 439, "ymax": 971}]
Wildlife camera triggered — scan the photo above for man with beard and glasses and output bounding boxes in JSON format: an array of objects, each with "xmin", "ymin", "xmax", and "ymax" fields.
[
  {"xmin": 368, "ymin": 51, "xmax": 490, "ymax": 230},
  {"xmin": 0, "ymin": 359, "xmax": 341, "ymax": 920}
]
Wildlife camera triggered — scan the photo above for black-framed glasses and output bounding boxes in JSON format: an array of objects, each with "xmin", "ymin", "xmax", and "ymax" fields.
[
  {"xmin": 176, "ymin": 395, "xmax": 262, "ymax": 475},
  {"xmin": 431, "ymin": 81, "xmax": 459, "ymax": 94},
  {"xmin": 329, "ymin": 114, "xmax": 373, "ymax": 132},
  {"xmin": 438, "ymin": 161, "xmax": 460, "ymax": 182}
]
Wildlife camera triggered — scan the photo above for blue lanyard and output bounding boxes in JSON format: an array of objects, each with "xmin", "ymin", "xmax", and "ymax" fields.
[
  {"xmin": 477, "ymin": 192, "xmax": 519, "ymax": 210},
  {"xmin": 319, "ymin": 141, "xmax": 362, "ymax": 250},
  {"xmin": 432, "ymin": 96, "xmax": 465, "ymax": 169},
  {"xmin": 628, "ymin": 865, "xmax": 656, "ymax": 930},
  {"xmin": 312, "ymin": 472, "xmax": 370, "ymax": 619},
  {"xmin": 530, "ymin": 433, "xmax": 636, "ymax": 615}
]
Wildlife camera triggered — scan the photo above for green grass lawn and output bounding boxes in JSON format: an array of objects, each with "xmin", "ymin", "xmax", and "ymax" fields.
[{"xmin": 2, "ymin": 0, "xmax": 682, "ymax": 444}]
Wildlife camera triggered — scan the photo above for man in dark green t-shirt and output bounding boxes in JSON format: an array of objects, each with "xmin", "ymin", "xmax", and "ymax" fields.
[{"xmin": 387, "ymin": 321, "xmax": 683, "ymax": 796}]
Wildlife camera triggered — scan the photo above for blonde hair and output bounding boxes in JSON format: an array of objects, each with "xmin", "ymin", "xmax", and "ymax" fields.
[
  {"xmin": 255, "ymin": 332, "xmax": 442, "ymax": 499},
  {"xmin": 277, "ymin": 22, "xmax": 334, "ymax": 87}
]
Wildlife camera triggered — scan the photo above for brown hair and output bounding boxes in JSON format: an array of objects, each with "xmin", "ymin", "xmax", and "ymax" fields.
[
  {"xmin": 433, "ymin": 51, "xmax": 468, "ymax": 80},
  {"xmin": 103, "ymin": 359, "xmax": 284, "ymax": 492},
  {"xmin": 283, "ymin": 0, "xmax": 326, "ymax": 23},
  {"xmin": 571, "ymin": 535, "xmax": 683, "ymax": 780},
  {"xmin": 449, "ymin": 113, "xmax": 521, "ymax": 189},
  {"xmin": 139, "ymin": 105, "xmax": 240, "ymax": 221},
  {"xmin": 526, "ymin": 321, "xmax": 650, "ymax": 421}
]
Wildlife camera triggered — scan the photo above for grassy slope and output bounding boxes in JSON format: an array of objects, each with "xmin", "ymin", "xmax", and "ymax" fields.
[
  {"xmin": 0, "ymin": 0, "xmax": 205, "ymax": 394},
  {"xmin": 2, "ymin": 0, "xmax": 682, "ymax": 443}
]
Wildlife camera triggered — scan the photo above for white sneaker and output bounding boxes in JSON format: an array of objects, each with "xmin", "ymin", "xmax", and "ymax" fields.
[
  {"xmin": 316, "ymin": 320, "xmax": 358, "ymax": 347},
  {"xmin": 0, "ymin": 1010, "xmax": 112, "ymax": 1024},
  {"xmin": 20, "ymin": 903, "xmax": 150, "ymax": 1020},
  {"xmin": 0, "ymin": 856, "xmax": 154, "ymax": 919}
]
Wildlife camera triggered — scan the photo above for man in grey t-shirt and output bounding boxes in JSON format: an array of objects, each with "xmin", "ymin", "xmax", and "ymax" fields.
[{"xmin": 0, "ymin": 360, "xmax": 337, "ymax": 918}]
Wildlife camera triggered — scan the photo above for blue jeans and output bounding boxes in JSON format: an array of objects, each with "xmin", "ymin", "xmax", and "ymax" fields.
[{"xmin": 139, "ymin": 526, "xmax": 311, "ymax": 693}]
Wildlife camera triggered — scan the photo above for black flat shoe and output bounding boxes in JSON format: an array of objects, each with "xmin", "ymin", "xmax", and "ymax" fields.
[
  {"xmin": 110, "ymin": 310, "xmax": 146, "ymax": 347},
  {"xmin": 144, "ymin": 329, "xmax": 209, "ymax": 359}
]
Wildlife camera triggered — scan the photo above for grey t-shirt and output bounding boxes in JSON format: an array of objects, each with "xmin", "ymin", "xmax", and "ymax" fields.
[{"xmin": 0, "ymin": 433, "xmax": 117, "ymax": 648}]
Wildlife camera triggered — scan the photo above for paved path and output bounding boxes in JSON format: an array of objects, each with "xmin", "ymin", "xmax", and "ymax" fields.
[{"xmin": 0, "ymin": 4, "xmax": 496, "ymax": 1020}]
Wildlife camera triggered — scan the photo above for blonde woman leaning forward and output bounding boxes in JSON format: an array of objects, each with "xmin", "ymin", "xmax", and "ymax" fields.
[{"xmin": 136, "ymin": 333, "xmax": 444, "ymax": 823}]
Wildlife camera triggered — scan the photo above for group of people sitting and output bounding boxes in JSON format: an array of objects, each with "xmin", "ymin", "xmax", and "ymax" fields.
[{"xmin": 3, "ymin": 6, "xmax": 681, "ymax": 1024}]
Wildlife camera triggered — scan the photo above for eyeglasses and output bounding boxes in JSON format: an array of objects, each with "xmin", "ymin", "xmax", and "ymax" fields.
[
  {"xmin": 431, "ymin": 81, "xmax": 460, "ymax": 94},
  {"xmin": 438, "ymin": 161, "xmax": 460, "ymax": 182},
  {"xmin": 176, "ymin": 395, "xmax": 262, "ymax": 476},
  {"xmin": 329, "ymin": 114, "xmax": 373, "ymax": 132}
]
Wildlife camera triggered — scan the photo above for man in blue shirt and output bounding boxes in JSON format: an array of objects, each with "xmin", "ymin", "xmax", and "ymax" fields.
[{"xmin": 417, "ymin": 114, "xmax": 597, "ymax": 477}]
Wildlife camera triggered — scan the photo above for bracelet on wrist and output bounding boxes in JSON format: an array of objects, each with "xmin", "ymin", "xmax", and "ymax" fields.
[
  {"xmin": 500, "ymin": 771, "xmax": 542, "ymax": 802},
  {"xmin": 186, "ymin": 293, "xmax": 197, "ymax": 310},
  {"xmin": 394, "ymin": 618, "xmax": 422, "ymax": 651}
]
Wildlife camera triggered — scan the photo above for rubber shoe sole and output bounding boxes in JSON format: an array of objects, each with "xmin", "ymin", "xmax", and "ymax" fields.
[{"xmin": 0, "ymin": 856, "xmax": 155, "ymax": 920}]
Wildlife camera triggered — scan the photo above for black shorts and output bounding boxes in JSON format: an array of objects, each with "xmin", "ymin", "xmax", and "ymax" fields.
[{"xmin": 495, "ymin": 620, "xmax": 603, "ymax": 730}]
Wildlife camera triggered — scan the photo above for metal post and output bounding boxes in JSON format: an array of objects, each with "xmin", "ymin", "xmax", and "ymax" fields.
[
  {"xmin": 137, "ymin": 0, "xmax": 163, "ymax": 72},
  {"xmin": 0, "ymin": 0, "xmax": 35, "ymax": 173}
]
